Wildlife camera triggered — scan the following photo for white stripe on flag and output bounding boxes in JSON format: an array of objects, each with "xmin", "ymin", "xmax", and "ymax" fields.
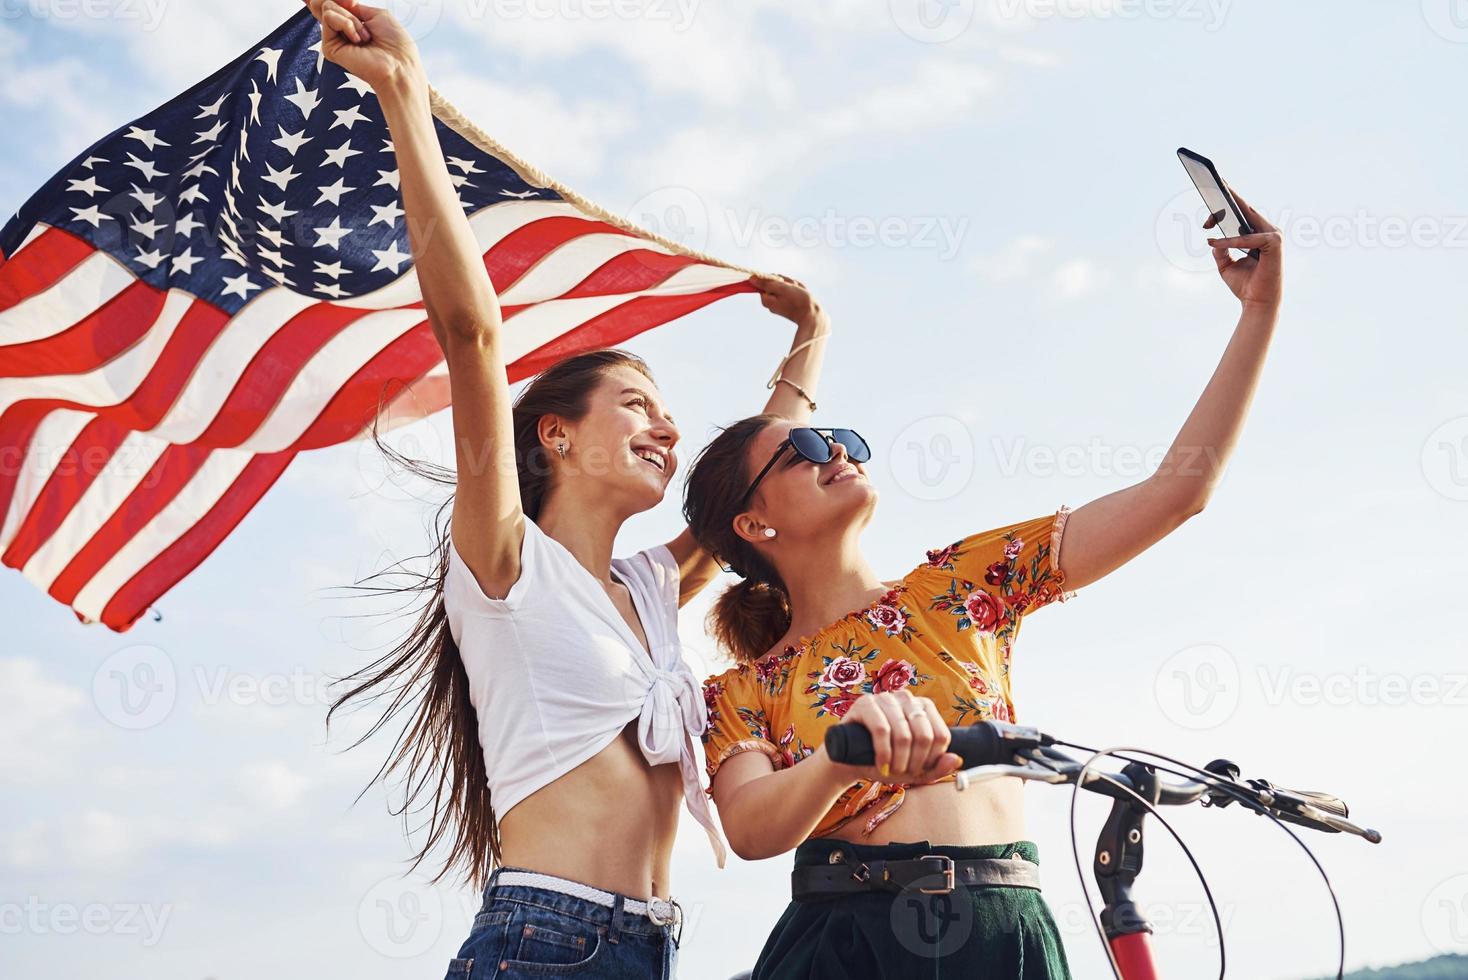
[
  {"xmin": 0, "ymin": 250, "xmax": 136, "ymax": 346},
  {"xmin": 21, "ymin": 430, "xmax": 171, "ymax": 589},
  {"xmin": 0, "ymin": 290, "xmax": 195, "ymax": 417},
  {"xmin": 499, "ymin": 264, "xmax": 750, "ymax": 362},
  {"xmin": 497, "ymin": 232, "xmax": 674, "ymax": 307},
  {"xmin": 0, "ymin": 408, "xmax": 94, "ymax": 549},
  {"xmin": 241, "ymin": 307, "xmax": 427, "ymax": 453},
  {"xmin": 144, "ymin": 289, "xmax": 318, "ymax": 444},
  {"xmin": 70, "ymin": 448, "xmax": 255, "ymax": 621}
]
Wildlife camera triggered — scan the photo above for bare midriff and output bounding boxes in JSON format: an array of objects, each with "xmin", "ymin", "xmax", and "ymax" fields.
[
  {"xmin": 822, "ymin": 775, "xmax": 1028, "ymax": 848},
  {"xmin": 497, "ymin": 720, "xmax": 684, "ymax": 900}
]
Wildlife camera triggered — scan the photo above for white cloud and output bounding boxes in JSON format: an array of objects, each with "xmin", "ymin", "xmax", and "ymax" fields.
[
  {"xmin": 1053, "ymin": 257, "xmax": 1100, "ymax": 298},
  {"xmin": 240, "ymin": 761, "xmax": 310, "ymax": 811},
  {"xmin": 0, "ymin": 658, "xmax": 87, "ymax": 780},
  {"xmin": 67, "ymin": 809, "xmax": 138, "ymax": 868},
  {"xmin": 441, "ymin": 0, "xmax": 795, "ymax": 109},
  {"xmin": 975, "ymin": 234, "xmax": 1052, "ymax": 281},
  {"xmin": 429, "ymin": 69, "xmax": 635, "ymax": 181}
]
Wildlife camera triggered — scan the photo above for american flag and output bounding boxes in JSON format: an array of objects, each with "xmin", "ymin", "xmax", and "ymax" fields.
[{"xmin": 0, "ymin": 9, "xmax": 753, "ymax": 631}]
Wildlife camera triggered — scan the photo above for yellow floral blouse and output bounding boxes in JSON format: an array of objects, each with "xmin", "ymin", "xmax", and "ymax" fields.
[{"xmin": 701, "ymin": 508, "xmax": 1073, "ymax": 841}]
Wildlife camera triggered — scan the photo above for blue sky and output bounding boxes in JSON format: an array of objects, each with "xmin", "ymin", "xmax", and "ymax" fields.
[{"xmin": 3, "ymin": 1, "xmax": 1467, "ymax": 977}]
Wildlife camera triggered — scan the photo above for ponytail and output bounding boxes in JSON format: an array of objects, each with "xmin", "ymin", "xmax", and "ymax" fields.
[{"xmin": 683, "ymin": 414, "xmax": 795, "ymax": 663}]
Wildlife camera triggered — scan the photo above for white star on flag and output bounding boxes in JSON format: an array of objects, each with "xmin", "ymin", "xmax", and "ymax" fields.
[
  {"xmin": 321, "ymin": 140, "xmax": 361, "ymax": 168},
  {"xmin": 315, "ymin": 178, "xmax": 355, "ymax": 206},
  {"xmin": 221, "ymin": 273, "xmax": 260, "ymax": 299},
  {"xmin": 170, "ymin": 247, "xmax": 202, "ymax": 275},
  {"xmin": 130, "ymin": 215, "xmax": 164, "ymax": 239},
  {"xmin": 331, "ymin": 105, "xmax": 369, "ymax": 130},
  {"xmin": 262, "ymin": 162, "xmax": 301, "ymax": 191},
  {"xmin": 285, "ymin": 78, "xmax": 321, "ymax": 120},
  {"xmin": 195, "ymin": 93, "xmax": 229, "ymax": 118},
  {"xmin": 66, "ymin": 176, "xmax": 108, "ymax": 196},
  {"xmin": 259, "ymin": 198, "xmax": 298, "ymax": 222},
  {"xmin": 371, "ymin": 240, "xmax": 410, "ymax": 273},
  {"xmin": 69, "ymin": 204, "xmax": 112, "ymax": 227},
  {"xmin": 256, "ymin": 47, "xmax": 283, "ymax": 83},
  {"xmin": 133, "ymin": 247, "xmax": 166, "ymax": 269},
  {"xmin": 123, "ymin": 153, "xmax": 166, "ymax": 181},
  {"xmin": 273, "ymin": 126, "xmax": 313, "ymax": 155},
  {"xmin": 194, "ymin": 119, "xmax": 227, "ymax": 144},
  {"xmin": 369, "ymin": 200, "xmax": 404, "ymax": 228},
  {"xmin": 314, "ymin": 215, "xmax": 352, "ymax": 249},
  {"xmin": 130, "ymin": 184, "xmax": 163, "ymax": 211},
  {"xmin": 125, "ymin": 126, "xmax": 169, "ymax": 151}
]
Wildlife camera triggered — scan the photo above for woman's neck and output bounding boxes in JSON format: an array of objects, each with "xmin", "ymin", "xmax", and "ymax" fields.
[
  {"xmin": 535, "ymin": 493, "xmax": 631, "ymax": 587},
  {"xmin": 770, "ymin": 528, "xmax": 888, "ymax": 655}
]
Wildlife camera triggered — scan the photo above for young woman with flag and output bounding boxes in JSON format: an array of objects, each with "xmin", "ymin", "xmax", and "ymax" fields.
[
  {"xmin": 683, "ymin": 192, "xmax": 1283, "ymax": 977},
  {"xmin": 300, "ymin": 2, "xmax": 831, "ymax": 976}
]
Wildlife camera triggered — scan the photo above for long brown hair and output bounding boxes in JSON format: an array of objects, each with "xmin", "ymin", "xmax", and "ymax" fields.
[
  {"xmin": 329, "ymin": 348, "xmax": 655, "ymax": 885},
  {"xmin": 681, "ymin": 413, "xmax": 794, "ymax": 664}
]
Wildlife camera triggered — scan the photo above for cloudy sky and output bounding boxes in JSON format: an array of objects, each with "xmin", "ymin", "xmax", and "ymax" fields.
[{"xmin": 3, "ymin": 1, "xmax": 1466, "ymax": 978}]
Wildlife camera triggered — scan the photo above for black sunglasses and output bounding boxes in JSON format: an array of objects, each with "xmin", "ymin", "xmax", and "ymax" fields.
[{"xmin": 740, "ymin": 427, "xmax": 872, "ymax": 507}]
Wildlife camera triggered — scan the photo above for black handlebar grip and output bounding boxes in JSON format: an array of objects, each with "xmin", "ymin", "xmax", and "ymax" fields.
[{"xmin": 824, "ymin": 721, "xmax": 1045, "ymax": 768}]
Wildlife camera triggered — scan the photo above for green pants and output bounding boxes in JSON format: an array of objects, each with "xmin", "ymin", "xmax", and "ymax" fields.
[{"xmin": 752, "ymin": 839, "xmax": 1072, "ymax": 980}]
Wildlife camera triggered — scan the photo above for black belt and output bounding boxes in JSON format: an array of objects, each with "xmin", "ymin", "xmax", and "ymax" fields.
[{"xmin": 792, "ymin": 849, "xmax": 1042, "ymax": 903}]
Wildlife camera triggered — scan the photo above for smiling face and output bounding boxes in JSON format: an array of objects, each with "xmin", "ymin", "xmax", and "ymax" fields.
[
  {"xmin": 546, "ymin": 363, "xmax": 679, "ymax": 513},
  {"xmin": 733, "ymin": 420, "xmax": 879, "ymax": 553}
]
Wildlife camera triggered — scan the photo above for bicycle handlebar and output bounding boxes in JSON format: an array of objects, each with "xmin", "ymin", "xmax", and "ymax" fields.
[{"xmin": 822, "ymin": 720, "xmax": 1381, "ymax": 843}]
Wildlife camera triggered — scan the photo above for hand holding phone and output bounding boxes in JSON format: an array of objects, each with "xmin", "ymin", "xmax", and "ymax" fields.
[
  {"xmin": 1177, "ymin": 147, "xmax": 1260, "ymax": 260},
  {"xmin": 1175, "ymin": 148, "xmax": 1283, "ymax": 309}
]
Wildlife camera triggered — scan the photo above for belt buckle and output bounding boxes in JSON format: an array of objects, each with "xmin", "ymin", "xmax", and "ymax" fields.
[
  {"xmin": 917, "ymin": 854, "xmax": 956, "ymax": 895},
  {"xmin": 646, "ymin": 898, "xmax": 679, "ymax": 927}
]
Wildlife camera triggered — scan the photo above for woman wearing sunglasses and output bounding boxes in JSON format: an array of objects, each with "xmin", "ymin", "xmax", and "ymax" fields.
[{"xmin": 683, "ymin": 192, "xmax": 1283, "ymax": 977}]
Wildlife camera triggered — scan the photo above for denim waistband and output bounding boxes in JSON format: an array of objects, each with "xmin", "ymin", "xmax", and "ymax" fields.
[
  {"xmin": 481, "ymin": 866, "xmax": 676, "ymax": 941},
  {"xmin": 793, "ymin": 838, "xmax": 1041, "ymax": 868}
]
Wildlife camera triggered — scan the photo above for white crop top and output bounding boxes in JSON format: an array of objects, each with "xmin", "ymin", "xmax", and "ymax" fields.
[{"xmin": 443, "ymin": 515, "xmax": 727, "ymax": 867}]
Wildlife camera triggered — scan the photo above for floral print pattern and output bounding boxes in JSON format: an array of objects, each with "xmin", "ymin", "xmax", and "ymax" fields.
[{"xmin": 701, "ymin": 510, "xmax": 1072, "ymax": 840}]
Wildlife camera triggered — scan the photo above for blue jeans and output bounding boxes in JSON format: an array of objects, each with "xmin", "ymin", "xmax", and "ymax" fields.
[{"xmin": 444, "ymin": 866, "xmax": 679, "ymax": 979}]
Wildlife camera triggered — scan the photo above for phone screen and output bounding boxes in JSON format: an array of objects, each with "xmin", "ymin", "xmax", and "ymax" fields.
[{"xmin": 1178, "ymin": 149, "xmax": 1249, "ymax": 241}]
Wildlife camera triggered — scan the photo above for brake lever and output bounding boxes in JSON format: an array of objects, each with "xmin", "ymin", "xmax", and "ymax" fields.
[{"xmin": 953, "ymin": 762, "xmax": 1071, "ymax": 791}]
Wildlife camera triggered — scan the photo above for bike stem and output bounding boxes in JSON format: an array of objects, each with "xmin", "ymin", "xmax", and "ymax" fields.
[{"xmin": 1095, "ymin": 761, "xmax": 1163, "ymax": 980}]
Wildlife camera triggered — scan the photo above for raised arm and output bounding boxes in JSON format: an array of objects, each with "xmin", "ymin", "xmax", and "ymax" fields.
[
  {"xmin": 1060, "ymin": 187, "xmax": 1284, "ymax": 591},
  {"xmin": 667, "ymin": 276, "xmax": 831, "ymax": 603},
  {"xmin": 307, "ymin": 1, "xmax": 523, "ymax": 596}
]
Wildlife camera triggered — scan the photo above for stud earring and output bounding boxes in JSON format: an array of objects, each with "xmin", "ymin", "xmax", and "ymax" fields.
[{"xmin": 763, "ymin": 527, "xmax": 777, "ymax": 539}]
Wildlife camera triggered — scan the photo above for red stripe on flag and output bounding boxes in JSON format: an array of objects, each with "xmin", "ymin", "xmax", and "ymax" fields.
[
  {"xmin": 0, "ymin": 402, "xmax": 63, "ymax": 545},
  {"xmin": 509, "ymin": 280, "xmax": 756, "ymax": 382},
  {"xmin": 291, "ymin": 320, "xmax": 442, "ymax": 451},
  {"xmin": 0, "ymin": 281, "xmax": 168, "ymax": 378},
  {"xmin": 0, "ymin": 227, "xmax": 95, "ymax": 313},
  {"xmin": 46, "ymin": 443, "xmax": 213, "ymax": 607},
  {"xmin": 559, "ymin": 250, "xmax": 702, "ymax": 301},
  {"xmin": 484, "ymin": 215, "xmax": 630, "ymax": 293},
  {"xmin": 193, "ymin": 303, "xmax": 382, "ymax": 447},
  {"xmin": 98, "ymin": 450, "xmax": 296, "ymax": 630},
  {"xmin": 1, "ymin": 416, "xmax": 128, "ymax": 570}
]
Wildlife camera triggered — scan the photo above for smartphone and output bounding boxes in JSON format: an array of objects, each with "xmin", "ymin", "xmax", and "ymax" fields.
[{"xmin": 1177, "ymin": 147, "xmax": 1259, "ymax": 260}]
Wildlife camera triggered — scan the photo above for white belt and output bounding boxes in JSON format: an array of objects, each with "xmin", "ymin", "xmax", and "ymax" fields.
[{"xmin": 495, "ymin": 870, "xmax": 683, "ymax": 928}]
